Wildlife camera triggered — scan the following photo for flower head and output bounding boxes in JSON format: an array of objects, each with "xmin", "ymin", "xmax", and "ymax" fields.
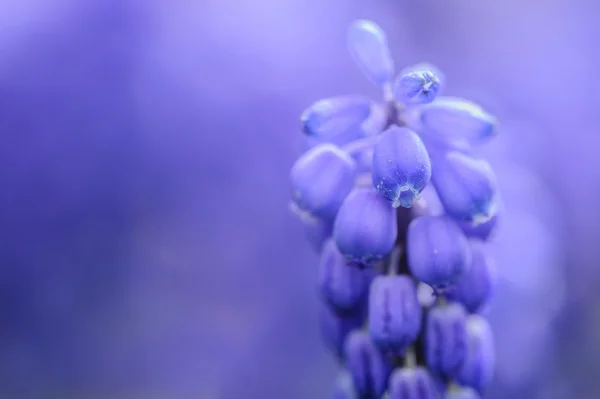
[{"xmin": 290, "ymin": 19, "xmax": 502, "ymax": 399}]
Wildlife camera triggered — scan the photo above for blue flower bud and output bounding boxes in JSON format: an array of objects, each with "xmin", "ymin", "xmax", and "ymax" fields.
[
  {"xmin": 291, "ymin": 144, "xmax": 357, "ymax": 220},
  {"xmin": 347, "ymin": 20, "xmax": 395, "ymax": 86},
  {"xmin": 413, "ymin": 183, "xmax": 499, "ymax": 240},
  {"xmin": 334, "ymin": 187, "xmax": 398, "ymax": 265},
  {"xmin": 368, "ymin": 275, "xmax": 422, "ymax": 354},
  {"xmin": 301, "ymin": 95, "xmax": 374, "ymax": 139},
  {"xmin": 388, "ymin": 366, "xmax": 439, "ymax": 399},
  {"xmin": 333, "ymin": 369, "xmax": 359, "ymax": 399},
  {"xmin": 344, "ymin": 330, "xmax": 392, "ymax": 398},
  {"xmin": 303, "ymin": 102, "xmax": 388, "ymax": 153},
  {"xmin": 319, "ymin": 302, "xmax": 366, "ymax": 360},
  {"xmin": 372, "ymin": 126, "xmax": 432, "ymax": 208},
  {"xmin": 425, "ymin": 302, "xmax": 468, "ymax": 375},
  {"xmin": 455, "ymin": 315, "xmax": 495, "ymax": 392},
  {"xmin": 446, "ymin": 242, "xmax": 496, "ymax": 313},
  {"xmin": 431, "ymin": 151, "xmax": 498, "ymax": 226},
  {"xmin": 445, "ymin": 386, "xmax": 481, "ymax": 399},
  {"xmin": 319, "ymin": 239, "xmax": 371, "ymax": 310},
  {"xmin": 416, "ymin": 97, "xmax": 497, "ymax": 145},
  {"xmin": 400, "ymin": 63, "xmax": 445, "ymax": 87},
  {"xmin": 394, "ymin": 68, "xmax": 441, "ymax": 105},
  {"xmin": 301, "ymin": 216, "xmax": 333, "ymax": 253},
  {"xmin": 407, "ymin": 215, "xmax": 471, "ymax": 288}
]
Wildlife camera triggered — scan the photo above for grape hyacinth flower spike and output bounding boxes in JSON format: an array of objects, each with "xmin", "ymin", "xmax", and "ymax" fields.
[{"xmin": 290, "ymin": 19, "xmax": 501, "ymax": 398}]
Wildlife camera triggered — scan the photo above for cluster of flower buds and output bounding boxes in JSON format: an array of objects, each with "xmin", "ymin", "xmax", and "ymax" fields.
[{"xmin": 291, "ymin": 20, "xmax": 499, "ymax": 399}]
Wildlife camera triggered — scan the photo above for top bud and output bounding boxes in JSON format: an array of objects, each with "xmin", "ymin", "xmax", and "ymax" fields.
[
  {"xmin": 347, "ymin": 20, "xmax": 395, "ymax": 86},
  {"xmin": 394, "ymin": 68, "xmax": 441, "ymax": 105}
]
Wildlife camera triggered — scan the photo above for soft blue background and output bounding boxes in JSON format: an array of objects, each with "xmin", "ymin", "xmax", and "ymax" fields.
[{"xmin": 0, "ymin": 0, "xmax": 598, "ymax": 398}]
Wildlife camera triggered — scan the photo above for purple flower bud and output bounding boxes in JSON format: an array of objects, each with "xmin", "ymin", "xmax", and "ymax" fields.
[
  {"xmin": 388, "ymin": 366, "xmax": 439, "ymax": 399},
  {"xmin": 425, "ymin": 302, "xmax": 468, "ymax": 375},
  {"xmin": 303, "ymin": 102, "xmax": 388, "ymax": 152},
  {"xmin": 319, "ymin": 302, "xmax": 366, "ymax": 360},
  {"xmin": 445, "ymin": 386, "xmax": 481, "ymax": 399},
  {"xmin": 372, "ymin": 126, "xmax": 432, "ymax": 208},
  {"xmin": 319, "ymin": 239, "xmax": 372, "ymax": 310},
  {"xmin": 447, "ymin": 242, "xmax": 496, "ymax": 313},
  {"xmin": 455, "ymin": 315, "xmax": 495, "ymax": 392},
  {"xmin": 401, "ymin": 63, "xmax": 446, "ymax": 88},
  {"xmin": 347, "ymin": 20, "xmax": 395, "ymax": 86},
  {"xmin": 344, "ymin": 330, "xmax": 392, "ymax": 398},
  {"xmin": 414, "ymin": 183, "xmax": 499, "ymax": 240},
  {"xmin": 368, "ymin": 275, "xmax": 422, "ymax": 354},
  {"xmin": 431, "ymin": 151, "xmax": 498, "ymax": 226},
  {"xmin": 415, "ymin": 97, "xmax": 497, "ymax": 145},
  {"xmin": 333, "ymin": 369, "xmax": 359, "ymax": 399},
  {"xmin": 301, "ymin": 95, "xmax": 374, "ymax": 139},
  {"xmin": 301, "ymin": 216, "xmax": 333, "ymax": 253},
  {"xmin": 407, "ymin": 215, "xmax": 471, "ymax": 288},
  {"xmin": 394, "ymin": 68, "xmax": 441, "ymax": 105},
  {"xmin": 291, "ymin": 144, "xmax": 357, "ymax": 220},
  {"xmin": 334, "ymin": 187, "xmax": 398, "ymax": 265}
]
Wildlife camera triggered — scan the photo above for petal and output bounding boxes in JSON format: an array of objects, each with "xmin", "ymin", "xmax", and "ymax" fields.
[
  {"xmin": 431, "ymin": 151, "xmax": 498, "ymax": 225},
  {"xmin": 407, "ymin": 215, "xmax": 471, "ymax": 288},
  {"xmin": 290, "ymin": 144, "xmax": 357, "ymax": 220},
  {"xmin": 425, "ymin": 302, "xmax": 468, "ymax": 375},
  {"xmin": 409, "ymin": 97, "xmax": 497, "ymax": 146},
  {"xmin": 368, "ymin": 275, "xmax": 422, "ymax": 354},
  {"xmin": 333, "ymin": 187, "xmax": 398, "ymax": 265},
  {"xmin": 319, "ymin": 239, "xmax": 371, "ymax": 310},
  {"xmin": 344, "ymin": 330, "xmax": 392, "ymax": 398},
  {"xmin": 455, "ymin": 315, "xmax": 495, "ymax": 392},
  {"xmin": 446, "ymin": 241, "xmax": 496, "ymax": 313},
  {"xmin": 347, "ymin": 20, "xmax": 395, "ymax": 86},
  {"xmin": 372, "ymin": 126, "xmax": 432, "ymax": 208},
  {"xmin": 301, "ymin": 95, "xmax": 374, "ymax": 139}
]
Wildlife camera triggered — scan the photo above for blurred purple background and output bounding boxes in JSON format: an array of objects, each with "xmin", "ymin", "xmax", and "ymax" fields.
[{"xmin": 0, "ymin": 0, "xmax": 598, "ymax": 398}]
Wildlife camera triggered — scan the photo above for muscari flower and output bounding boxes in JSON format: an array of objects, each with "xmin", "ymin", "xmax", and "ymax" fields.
[
  {"xmin": 446, "ymin": 241, "xmax": 496, "ymax": 313},
  {"xmin": 319, "ymin": 238, "xmax": 373, "ymax": 310},
  {"xmin": 290, "ymin": 143, "xmax": 357, "ymax": 220},
  {"xmin": 368, "ymin": 275, "xmax": 422, "ymax": 354},
  {"xmin": 344, "ymin": 330, "xmax": 392, "ymax": 398},
  {"xmin": 292, "ymin": 19, "xmax": 499, "ymax": 241},
  {"xmin": 425, "ymin": 302, "xmax": 468, "ymax": 376},
  {"xmin": 372, "ymin": 126, "xmax": 431, "ymax": 208},
  {"xmin": 290, "ymin": 18, "xmax": 502, "ymax": 399},
  {"xmin": 455, "ymin": 315, "xmax": 495, "ymax": 392},
  {"xmin": 333, "ymin": 187, "xmax": 398, "ymax": 265},
  {"xmin": 407, "ymin": 215, "xmax": 472, "ymax": 289}
]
